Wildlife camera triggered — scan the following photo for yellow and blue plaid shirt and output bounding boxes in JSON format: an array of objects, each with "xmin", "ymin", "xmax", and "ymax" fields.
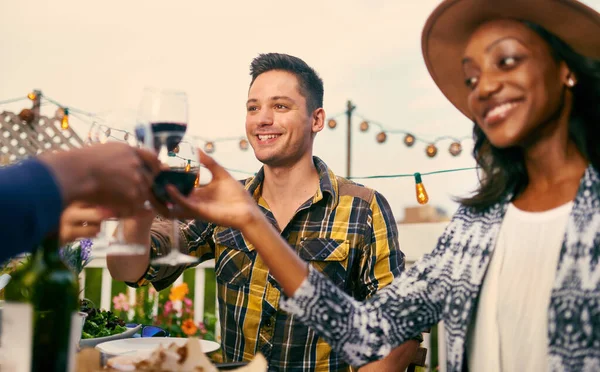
[{"xmin": 129, "ymin": 157, "xmax": 405, "ymax": 371}]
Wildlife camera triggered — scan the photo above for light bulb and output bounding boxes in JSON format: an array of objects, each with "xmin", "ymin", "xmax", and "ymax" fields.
[
  {"xmin": 449, "ymin": 142, "xmax": 462, "ymax": 156},
  {"xmin": 61, "ymin": 108, "xmax": 69, "ymax": 130},
  {"xmin": 414, "ymin": 172, "xmax": 429, "ymax": 205},
  {"xmin": 359, "ymin": 121, "xmax": 369, "ymax": 132},
  {"xmin": 426, "ymin": 144, "xmax": 438, "ymax": 158},
  {"xmin": 376, "ymin": 132, "xmax": 387, "ymax": 143},
  {"xmin": 204, "ymin": 142, "xmax": 215, "ymax": 154}
]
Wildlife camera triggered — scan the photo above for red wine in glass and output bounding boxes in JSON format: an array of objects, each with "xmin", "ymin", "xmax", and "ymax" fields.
[{"xmin": 150, "ymin": 121, "xmax": 188, "ymax": 153}]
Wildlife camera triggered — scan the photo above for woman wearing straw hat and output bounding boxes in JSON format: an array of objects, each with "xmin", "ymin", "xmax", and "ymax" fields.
[{"xmin": 163, "ymin": 0, "xmax": 600, "ymax": 370}]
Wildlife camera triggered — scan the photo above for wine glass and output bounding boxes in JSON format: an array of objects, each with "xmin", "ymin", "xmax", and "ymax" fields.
[
  {"xmin": 136, "ymin": 88, "xmax": 199, "ymax": 265},
  {"xmin": 90, "ymin": 110, "xmax": 147, "ymax": 255}
]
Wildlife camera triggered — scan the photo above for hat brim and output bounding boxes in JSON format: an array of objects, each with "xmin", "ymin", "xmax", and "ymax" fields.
[{"xmin": 421, "ymin": 0, "xmax": 600, "ymax": 119}]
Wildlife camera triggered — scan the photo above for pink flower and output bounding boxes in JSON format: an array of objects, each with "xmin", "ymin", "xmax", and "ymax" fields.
[
  {"xmin": 184, "ymin": 298, "xmax": 192, "ymax": 308},
  {"xmin": 112, "ymin": 293, "xmax": 130, "ymax": 312},
  {"xmin": 164, "ymin": 300, "xmax": 173, "ymax": 315},
  {"xmin": 198, "ymin": 322, "xmax": 207, "ymax": 335}
]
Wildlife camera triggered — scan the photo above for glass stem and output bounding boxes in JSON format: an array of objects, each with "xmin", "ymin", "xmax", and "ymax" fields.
[{"xmin": 172, "ymin": 220, "xmax": 179, "ymax": 254}]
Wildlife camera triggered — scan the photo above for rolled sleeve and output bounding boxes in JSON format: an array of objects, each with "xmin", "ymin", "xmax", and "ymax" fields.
[{"xmin": 125, "ymin": 217, "xmax": 215, "ymax": 291}]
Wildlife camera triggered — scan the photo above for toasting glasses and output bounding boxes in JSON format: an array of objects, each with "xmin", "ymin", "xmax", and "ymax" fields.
[{"xmin": 135, "ymin": 88, "xmax": 199, "ymax": 265}]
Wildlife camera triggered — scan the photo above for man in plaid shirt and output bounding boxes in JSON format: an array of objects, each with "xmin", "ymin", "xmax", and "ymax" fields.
[{"xmin": 108, "ymin": 53, "xmax": 420, "ymax": 371}]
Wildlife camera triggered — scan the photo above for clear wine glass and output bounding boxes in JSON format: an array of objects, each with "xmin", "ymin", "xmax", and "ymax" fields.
[
  {"xmin": 91, "ymin": 110, "xmax": 147, "ymax": 255},
  {"xmin": 136, "ymin": 88, "xmax": 199, "ymax": 265}
]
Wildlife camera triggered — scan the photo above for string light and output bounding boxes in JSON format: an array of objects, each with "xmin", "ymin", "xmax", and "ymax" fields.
[
  {"xmin": 426, "ymin": 144, "xmax": 437, "ymax": 158},
  {"xmin": 449, "ymin": 142, "xmax": 462, "ymax": 157},
  {"xmin": 376, "ymin": 132, "xmax": 387, "ymax": 143},
  {"xmin": 61, "ymin": 108, "xmax": 70, "ymax": 130},
  {"xmin": 0, "ymin": 92, "xmax": 481, "ymax": 205},
  {"xmin": 18, "ymin": 109, "xmax": 34, "ymax": 124},
  {"xmin": 414, "ymin": 172, "xmax": 429, "ymax": 205},
  {"xmin": 145, "ymin": 149, "xmax": 477, "ymax": 204},
  {"xmin": 10, "ymin": 93, "xmax": 473, "ymax": 159},
  {"xmin": 354, "ymin": 114, "xmax": 470, "ymax": 158},
  {"xmin": 204, "ymin": 142, "xmax": 215, "ymax": 154},
  {"xmin": 3, "ymin": 94, "xmax": 472, "ymax": 158},
  {"xmin": 359, "ymin": 121, "xmax": 369, "ymax": 132}
]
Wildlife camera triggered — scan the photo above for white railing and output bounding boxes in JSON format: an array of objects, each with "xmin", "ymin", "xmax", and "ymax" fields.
[{"xmin": 81, "ymin": 257, "xmax": 218, "ymax": 329}]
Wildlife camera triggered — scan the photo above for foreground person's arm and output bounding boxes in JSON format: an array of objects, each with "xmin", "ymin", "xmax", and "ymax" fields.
[
  {"xmin": 0, "ymin": 159, "xmax": 64, "ymax": 261},
  {"xmin": 166, "ymin": 151, "xmax": 445, "ymax": 367}
]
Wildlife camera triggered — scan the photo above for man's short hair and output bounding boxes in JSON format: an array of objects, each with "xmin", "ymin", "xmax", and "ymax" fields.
[{"xmin": 250, "ymin": 53, "xmax": 324, "ymax": 113}]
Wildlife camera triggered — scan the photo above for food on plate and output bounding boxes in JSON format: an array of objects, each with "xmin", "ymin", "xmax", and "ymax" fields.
[
  {"xmin": 106, "ymin": 338, "xmax": 267, "ymax": 371},
  {"xmin": 80, "ymin": 301, "xmax": 127, "ymax": 339}
]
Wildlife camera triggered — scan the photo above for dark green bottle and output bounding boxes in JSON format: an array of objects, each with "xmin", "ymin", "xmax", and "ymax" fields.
[{"xmin": 3, "ymin": 235, "xmax": 79, "ymax": 372}]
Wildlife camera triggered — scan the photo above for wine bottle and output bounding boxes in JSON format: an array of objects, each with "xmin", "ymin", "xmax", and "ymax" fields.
[{"xmin": 2, "ymin": 234, "xmax": 79, "ymax": 372}]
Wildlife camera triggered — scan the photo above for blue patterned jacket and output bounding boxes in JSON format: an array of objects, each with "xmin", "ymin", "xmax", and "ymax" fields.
[{"xmin": 281, "ymin": 165, "xmax": 600, "ymax": 371}]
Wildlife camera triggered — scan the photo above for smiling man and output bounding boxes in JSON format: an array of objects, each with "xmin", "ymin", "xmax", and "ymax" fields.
[{"xmin": 108, "ymin": 53, "xmax": 419, "ymax": 371}]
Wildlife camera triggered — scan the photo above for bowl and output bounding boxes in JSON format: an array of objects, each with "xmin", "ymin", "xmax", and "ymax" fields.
[{"xmin": 80, "ymin": 323, "xmax": 142, "ymax": 349}]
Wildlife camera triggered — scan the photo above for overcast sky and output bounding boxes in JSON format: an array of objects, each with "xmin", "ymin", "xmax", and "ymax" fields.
[{"xmin": 1, "ymin": 0, "xmax": 598, "ymax": 220}]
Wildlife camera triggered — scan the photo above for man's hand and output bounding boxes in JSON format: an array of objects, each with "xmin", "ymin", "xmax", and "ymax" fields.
[
  {"xmin": 39, "ymin": 143, "xmax": 162, "ymax": 217},
  {"xmin": 59, "ymin": 202, "xmax": 113, "ymax": 245},
  {"xmin": 164, "ymin": 150, "xmax": 259, "ymax": 230}
]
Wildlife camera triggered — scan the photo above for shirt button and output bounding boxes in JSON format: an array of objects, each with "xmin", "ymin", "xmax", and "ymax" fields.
[
  {"xmin": 321, "ymin": 253, "xmax": 328, "ymax": 258},
  {"xmin": 265, "ymin": 319, "xmax": 272, "ymax": 327}
]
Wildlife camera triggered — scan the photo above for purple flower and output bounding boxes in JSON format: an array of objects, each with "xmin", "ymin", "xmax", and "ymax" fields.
[
  {"xmin": 59, "ymin": 247, "xmax": 67, "ymax": 261},
  {"xmin": 79, "ymin": 239, "xmax": 93, "ymax": 262},
  {"xmin": 59, "ymin": 239, "xmax": 94, "ymax": 274}
]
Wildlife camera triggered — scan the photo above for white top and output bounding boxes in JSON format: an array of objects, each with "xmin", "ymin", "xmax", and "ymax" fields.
[{"xmin": 468, "ymin": 201, "xmax": 573, "ymax": 372}]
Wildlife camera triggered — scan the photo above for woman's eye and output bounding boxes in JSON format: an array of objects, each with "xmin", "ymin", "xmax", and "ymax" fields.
[
  {"xmin": 499, "ymin": 56, "xmax": 518, "ymax": 68},
  {"xmin": 465, "ymin": 76, "xmax": 478, "ymax": 89}
]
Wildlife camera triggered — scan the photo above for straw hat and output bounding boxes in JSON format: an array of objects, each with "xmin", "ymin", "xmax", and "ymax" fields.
[{"xmin": 421, "ymin": 0, "xmax": 600, "ymax": 119}]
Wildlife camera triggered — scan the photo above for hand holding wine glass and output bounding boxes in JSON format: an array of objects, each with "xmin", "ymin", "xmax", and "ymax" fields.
[
  {"xmin": 135, "ymin": 87, "xmax": 199, "ymax": 266},
  {"xmin": 59, "ymin": 202, "xmax": 112, "ymax": 245},
  {"xmin": 164, "ymin": 150, "xmax": 259, "ymax": 231}
]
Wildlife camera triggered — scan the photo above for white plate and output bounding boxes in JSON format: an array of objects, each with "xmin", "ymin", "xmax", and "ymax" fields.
[
  {"xmin": 95, "ymin": 337, "xmax": 220, "ymax": 356},
  {"xmin": 80, "ymin": 324, "xmax": 142, "ymax": 348}
]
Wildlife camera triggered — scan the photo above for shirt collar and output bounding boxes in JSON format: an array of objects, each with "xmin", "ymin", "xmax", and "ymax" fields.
[{"xmin": 243, "ymin": 156, "xmax": 339, "ymax": 208}]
